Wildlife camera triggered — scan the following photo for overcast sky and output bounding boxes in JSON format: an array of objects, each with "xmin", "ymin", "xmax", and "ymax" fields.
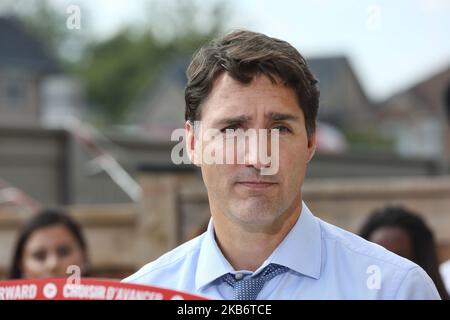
[{"xmin": 45, "ymin": 0, "xmax": 450, "ymax": 102}]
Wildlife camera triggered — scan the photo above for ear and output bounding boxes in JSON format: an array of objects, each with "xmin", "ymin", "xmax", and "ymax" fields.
[
  {"xmin": 185, "ymin": 121, "xmax": 201, "ymax": 167},
  {"xmin": 306, "ymin": 131, "xmax": 316, "ymax": 163}
]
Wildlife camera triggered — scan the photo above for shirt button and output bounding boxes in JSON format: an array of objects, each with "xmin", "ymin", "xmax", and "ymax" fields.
[{"xmin": 235, "ymin": 273, "xmax": 243, "ymax": 280}]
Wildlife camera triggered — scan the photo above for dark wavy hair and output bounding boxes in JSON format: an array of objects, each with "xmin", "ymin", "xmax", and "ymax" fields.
[
  {"xmin": 185, "ymin": 30, "xmax": 320, "ymax": 142},
  {"xmin": 9, "ymin": 208, "xmax": 89, "ymax": 279},
  {"xmin": 359, "ymin": 206, "xmax": 449, "ymax": 299}
]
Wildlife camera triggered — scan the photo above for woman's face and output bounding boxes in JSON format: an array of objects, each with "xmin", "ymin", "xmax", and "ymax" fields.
[
  {"xmin": 21, "ymin": 224, "xmax": 86, "ymax": 279},
  {"xmin": 369, "ymin": 226, "xmax": 414, "ymax": 261}
]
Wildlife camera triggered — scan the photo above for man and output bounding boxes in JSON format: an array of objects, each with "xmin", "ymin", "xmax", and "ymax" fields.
[{"xmin": 123, "ymin": 30, "xmax": 440, "ymax": 299}]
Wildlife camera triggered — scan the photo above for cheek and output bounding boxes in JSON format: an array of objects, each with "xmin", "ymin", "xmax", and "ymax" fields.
[
  {"xmin": 279, "ymin": 142, "xmax": 309, "ymax": 172},
  {"xmin": 202, "ymin": 163, "xmax": 235, "ymax": 187},
  {"xmin": 22, "ymin": 256, "xmax": 45, "ymax": 278}
]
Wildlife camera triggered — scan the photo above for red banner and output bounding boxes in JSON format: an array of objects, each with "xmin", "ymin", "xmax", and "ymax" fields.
[{"xmin": 0, "ymin": 278, "xmax": 208, "ymax": 300}]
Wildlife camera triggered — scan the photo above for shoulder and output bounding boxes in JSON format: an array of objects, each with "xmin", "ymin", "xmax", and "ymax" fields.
[
  {"xmin": 318, "ymin": 218, "xmax": 414, "ymax": 270},
  {"xmin": 122, "ymin": 233, "xmax": 204, "ymax": 285},
  {"xmin": 317, "ymin": 218, "xmax": 440, "ymax": 299}
]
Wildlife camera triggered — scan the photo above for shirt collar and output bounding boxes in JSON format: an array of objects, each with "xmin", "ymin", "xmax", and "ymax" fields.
[
  {"xmin": 266, "ymin": 201, "xmax": 322, "ymax": 280},
  {"xmin": 196, "ymin": 219, "xmax": 235, "ymax": 291},
  {"xmin": 195, "ymin": 201, "xmax": 322, "ymax": 291}
]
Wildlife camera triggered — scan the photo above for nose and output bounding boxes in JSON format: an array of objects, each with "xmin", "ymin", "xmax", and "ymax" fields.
[
  {"xmin": 242, "ymin": 129, "xmax": 272, "ymax": 170},
  {"xmin": 45, "ymin": 253, "xmax": 60, "ymax": 276}
]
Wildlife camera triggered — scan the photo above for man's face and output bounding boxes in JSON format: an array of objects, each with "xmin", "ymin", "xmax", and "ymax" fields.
[{"xmin": 186, "ymin": 73, "xmax": 315, "ymax": 229}]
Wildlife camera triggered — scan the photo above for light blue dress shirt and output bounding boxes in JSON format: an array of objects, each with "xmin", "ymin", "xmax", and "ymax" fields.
[{"xmin": 123, "ymin": 202, "xmax": 440, "ymax": 299}]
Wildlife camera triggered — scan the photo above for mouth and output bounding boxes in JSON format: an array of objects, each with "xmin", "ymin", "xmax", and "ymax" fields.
[{"xmin": 236, "ymin": 181, "xmax": 277, "ymax": 189}]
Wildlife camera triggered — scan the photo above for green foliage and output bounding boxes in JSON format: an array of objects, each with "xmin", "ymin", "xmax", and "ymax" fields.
[
  {"xmin": 76, "ymin": 0, "xmax": 229, "ymax": 125},
  {"xmin": 2, "ymin": 0, "xmax": 228, "ymax": 125},
  {"xmin": 344, "ymin": 128, "xmax": 394, "ymax": 152},
  {"xmin": 77, "ymin": 31, "xmax": 168, "ymax": 123}
]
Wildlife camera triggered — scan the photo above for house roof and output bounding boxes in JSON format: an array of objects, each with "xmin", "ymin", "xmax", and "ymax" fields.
[
  {"xmin": 0, "ymin": 16, "xmax": 61, "ymax": 74},
  {"xmin": 381, "ymin": 65, "xmax": 450, "ymax": 117},
  {"xmin": 307, "ymin": 56, "xmax": 369, "ymax": 103},
  {"xmin": 129, "ymin": 53, "xmax": 373, "ymax": 135}
]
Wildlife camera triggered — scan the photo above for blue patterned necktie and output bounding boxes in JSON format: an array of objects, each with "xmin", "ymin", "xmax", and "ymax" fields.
[{"xmin": 222, "ymin": 263, "xmax": 289, "ymax": 300}]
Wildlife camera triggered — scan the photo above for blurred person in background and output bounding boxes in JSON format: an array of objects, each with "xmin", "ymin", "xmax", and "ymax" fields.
[
  {"xmin": 440, "ymin": 86, "xmax": 450, "ymax": 297},
  {"xmin": 9, "ymin": 208, "xmax": 90, "ymax": 279},
  {"xmin": 359, "ymin": 206, "xmax": 449, "ymax": 299}
]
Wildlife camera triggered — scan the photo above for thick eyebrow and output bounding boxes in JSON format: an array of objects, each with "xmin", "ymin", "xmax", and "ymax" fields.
[
  {"xmin": 212, "ymin": 115, "xmax": 251, "ymax": 127},
  {"xmin": 266, "ymin": 112, "xmax": 299, "ymax": 122},
  {"xmin": 212, "ymin": 112, "xmax": 299, "ymax": 127}
]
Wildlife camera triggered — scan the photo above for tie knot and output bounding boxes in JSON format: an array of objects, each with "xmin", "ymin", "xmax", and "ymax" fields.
[
  {"xmin": 222, "ymin": 263, "xmax": 289, "ymax": 300},
  {"xmin": 260, "ymin": 263, "xmax": 289, "ymax": 280}
]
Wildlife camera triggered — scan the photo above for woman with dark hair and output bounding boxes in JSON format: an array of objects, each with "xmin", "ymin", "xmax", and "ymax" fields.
[
  {"xmin": 9, "ymin": 208, "xmax": 90, "ymax": 279},
  {"xmin": 359, "ymin": 206, "xmax": 449, "ymax": 299}
]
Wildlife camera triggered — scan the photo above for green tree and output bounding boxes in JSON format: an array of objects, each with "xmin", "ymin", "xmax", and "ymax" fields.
[
  {"xmin": 1, "ymin": 0, "xmax": 229, "ymax": 125},
  {"xmin": 78, "ymin": 30, "xmax": 170, "ymax": 124},
  {"xmin": 77, "ymin": 0, "xmax": 229, "ymax": 125}
]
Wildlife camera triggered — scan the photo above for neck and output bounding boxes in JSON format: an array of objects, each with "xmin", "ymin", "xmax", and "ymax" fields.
[{"xmin": 212, "ymin": 199, "xmax": 302, "ymax": 271}]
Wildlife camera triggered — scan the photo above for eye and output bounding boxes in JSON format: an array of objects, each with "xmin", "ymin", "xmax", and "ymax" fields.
[
  {"xmin": 220, "ymin": 125, "xmax": 240, "ymax": 133},
  {"xmin": 272, "ymin": 125, "xmax": 291, "ymax": 134},
  {"xmin": 57, "ymin": 245, "xmax": 73, "ymax": 258},
  {"xmin": 32, "ymin": 250, "xmax": 47, "ymax": 262}
]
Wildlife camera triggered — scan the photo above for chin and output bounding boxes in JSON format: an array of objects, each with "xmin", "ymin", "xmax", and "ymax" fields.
[{"xmin": 231, "ymin": 202, "xmax": 282, "ymax": 224}]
